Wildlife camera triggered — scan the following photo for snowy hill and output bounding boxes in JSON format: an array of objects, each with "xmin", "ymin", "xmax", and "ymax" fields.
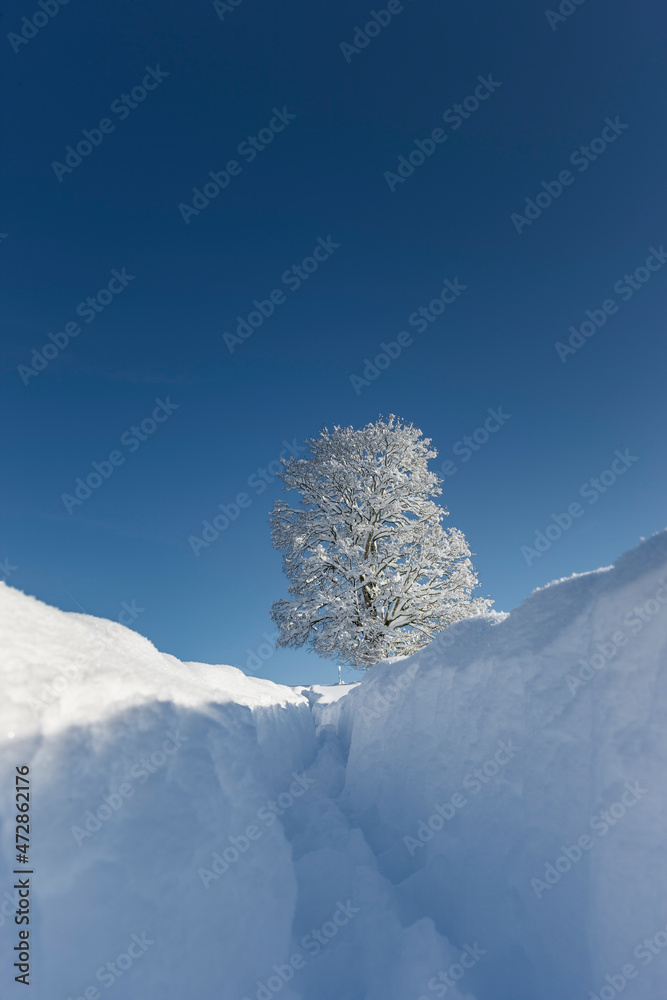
[{"xmin": 1, "ymin": 532, "xmax": 667, "ymax": 1000}]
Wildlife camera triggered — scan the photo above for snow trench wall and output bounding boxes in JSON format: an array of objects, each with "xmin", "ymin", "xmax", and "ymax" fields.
[
  {"xmin": 322, "ymin": 530, "xmax": 667, "ymax": 1000},
  {"xmin": 1, "ymin": 530, "xmax": 666, "ymax": 1000},
  {"xmin": 0, "ymin": 586, "xmax": 319, "ymax": 1000}
]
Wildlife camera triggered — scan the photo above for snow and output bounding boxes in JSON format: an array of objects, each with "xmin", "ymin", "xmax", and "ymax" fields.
[{"xmin": 1, "ymin": 530, "xmax": 666, "ymax": 999}]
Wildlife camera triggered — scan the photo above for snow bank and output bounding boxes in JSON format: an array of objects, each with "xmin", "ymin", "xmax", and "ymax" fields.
[
  {"xmin": 0, "ymin": 586, "xmax": 317, "ymax": 1000},
  {"xmin": 1, "ymin": 531, "xmax": 666, "ymax": 1000},
  {"xmin": 330, "ymin": 530, "xmax": 667, "ymax": 1000}
]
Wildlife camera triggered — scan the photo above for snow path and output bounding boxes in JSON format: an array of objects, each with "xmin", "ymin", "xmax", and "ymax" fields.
[
  {"xmin": 1, "ymin": 530, "xmax": 666, "ymax": 999},
  {"xmin": 257, "ymin": 687, "xmax": 468, "ymax": 1000}
]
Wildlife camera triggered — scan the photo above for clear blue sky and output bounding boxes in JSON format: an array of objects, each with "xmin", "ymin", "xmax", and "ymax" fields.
[{"xmin": 2, "ymin": 0, "xmax": 665, "ymax": 685}]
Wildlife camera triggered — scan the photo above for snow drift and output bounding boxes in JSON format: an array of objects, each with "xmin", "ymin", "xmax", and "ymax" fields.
[{"xmin": 1, "ymin": 531, "xmax": 666, "ymax": 1000}]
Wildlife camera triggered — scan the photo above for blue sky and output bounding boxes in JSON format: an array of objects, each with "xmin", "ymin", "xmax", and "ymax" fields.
[{"xmin": 2, "ymin": 0, "xmax": 665, "ymax": 685}]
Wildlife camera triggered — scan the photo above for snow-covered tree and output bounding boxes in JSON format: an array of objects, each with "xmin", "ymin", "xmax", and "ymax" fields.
[{"xmin": 269, "ymin": 415, "xmax": 491, "ymax": 669}]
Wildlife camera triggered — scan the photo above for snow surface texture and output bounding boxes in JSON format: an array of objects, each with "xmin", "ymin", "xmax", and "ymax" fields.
[{"xmin": 1, "ymin": 531, "xmax": 666, "ymax": 1000}]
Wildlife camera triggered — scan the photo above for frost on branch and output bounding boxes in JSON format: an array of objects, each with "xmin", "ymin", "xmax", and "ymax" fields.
[{"xmin": 269, "ymin": 415, "xmax": 491, "ymax": 669}]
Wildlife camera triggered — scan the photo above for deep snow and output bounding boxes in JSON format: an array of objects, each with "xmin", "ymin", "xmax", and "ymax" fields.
[{"xmin": 1, "ymin": 531, "xmax": 666, "ymax": 1000}]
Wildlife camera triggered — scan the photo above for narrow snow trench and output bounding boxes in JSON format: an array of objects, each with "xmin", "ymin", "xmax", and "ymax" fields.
[{"xmin": 245, "ymin": 686, "xmax": 464, "ymax": 1000}]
